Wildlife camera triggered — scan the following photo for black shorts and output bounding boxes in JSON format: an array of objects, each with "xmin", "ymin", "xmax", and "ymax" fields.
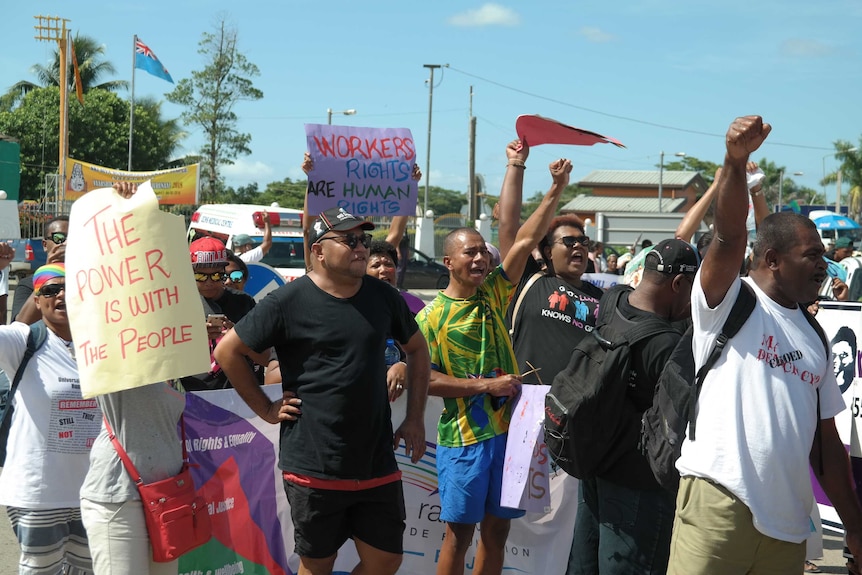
[{"xmin": 284, "ymin": 479, "xmax": 406, "ymax": 558}]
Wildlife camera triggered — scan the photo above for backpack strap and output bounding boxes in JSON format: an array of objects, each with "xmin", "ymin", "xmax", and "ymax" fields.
[
  {"xmin": 800, "ymin": 304, "xmax": 829, "ymax": 476},
  {"xmin": 508, "ymin": 271, "xmax": 545, "ymax": 338},
  {"xmin": 0, "ymin": 321, "xmax": 49, "ymax": 431},
  {"xmin": 689, "ymin": 282, "xmax": 756, "ymax": 440}
]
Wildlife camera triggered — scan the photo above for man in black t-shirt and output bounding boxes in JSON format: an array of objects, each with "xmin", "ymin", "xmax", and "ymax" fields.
[
  {"xmin": 215, "ymin": 207, "xmax": 430, "ymax": 575},
  {"xmin": 566, "ymin": 238, "xmax": 698, "ymax": 575}
]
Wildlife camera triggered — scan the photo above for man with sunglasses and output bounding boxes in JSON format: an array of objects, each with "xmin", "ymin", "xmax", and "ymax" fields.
[
  {"xmin": 215, "ymin": 206, "xmax": 430, "ymax": 575},
  {"xmin": 180, "ymin": 236, "xmax": 263, "ymax": 391},
  {"xmin": 0, "ymin": 263, "xmax": 101, "ymax": 575},
  {"xmin": 11, "ymin": 216, "xmax": 69, "ymax": 324}
]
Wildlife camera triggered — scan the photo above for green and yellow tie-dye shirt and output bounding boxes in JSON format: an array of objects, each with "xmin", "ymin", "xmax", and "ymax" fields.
[{"xmin": 416, "ymin": 266, "xmax": 518, "ymax": 447}]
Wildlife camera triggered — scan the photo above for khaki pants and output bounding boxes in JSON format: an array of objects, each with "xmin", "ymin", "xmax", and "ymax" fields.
[{"xmin": 668, "ymin": 476, "xmax": 804, "ymax": 575}]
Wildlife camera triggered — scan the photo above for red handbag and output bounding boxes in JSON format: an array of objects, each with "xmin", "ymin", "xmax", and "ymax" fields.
[{"xmin": 105, "ymin": 416, "xmax": 212, "ymax": 562}]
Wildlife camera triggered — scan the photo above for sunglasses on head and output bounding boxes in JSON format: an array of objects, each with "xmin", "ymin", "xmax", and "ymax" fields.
[
  {"xmin": 48, "ymin": 232, "xmax": 67, "ymax": 245},
  {"xmin": 555, "ymin": 235, "xmax": 590, "ymax": 248},
  {"xmin": 194, "ymin": 272, "xmax": 225, "ymax": 282},
  {"xmin": 38, "ymin": 283, "xmax": 65, "ymax": 297},
  {"xmin": 226, "ymin": 271, "xmax": 246, "ymax": 282},
  {"xmin": 318, "ymin": 233, "xmax": 372, "ymax": 250}
]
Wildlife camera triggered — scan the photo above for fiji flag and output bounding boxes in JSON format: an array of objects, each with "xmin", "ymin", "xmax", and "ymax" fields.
[{"xmin": 135, "ymin": 36, "xmax": 174, "ymax": 83}]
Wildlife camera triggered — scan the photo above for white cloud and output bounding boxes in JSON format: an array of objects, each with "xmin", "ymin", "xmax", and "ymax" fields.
[
  {"xmin": 221, "ymin": 158, "xmax": 275, "ymax": 186},
  {"xmin": 780, "ymin": 38, "xmax": 834, "ymax": 58},
  {"xmin": 448, "ymin": 4, "xmax": 520, "ymax": 27},
  {"xmin": 579, "ymin": 27, "xmax": 616, "ymax": 43}
]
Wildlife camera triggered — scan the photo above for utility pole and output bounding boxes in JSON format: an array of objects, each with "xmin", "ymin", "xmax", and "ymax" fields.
[
  {"xmin": 34, "ymin": 15, "xmax": 70, "ymax": 208},
  {"xmin": 423, "ymin": 64, "xmax": 441, "ymax": 214},
  {"xmin": 468, "ymin": 86, "xmax": 477, "ymax": 222}
]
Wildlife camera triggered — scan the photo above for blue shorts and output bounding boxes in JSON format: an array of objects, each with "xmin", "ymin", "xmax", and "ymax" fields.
[{"xmin": 437, "ymin": 433, "xmax": 526, "ymax": 524}]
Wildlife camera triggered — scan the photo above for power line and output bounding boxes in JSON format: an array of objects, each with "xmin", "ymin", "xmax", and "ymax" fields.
[{"xmin": 448, "ymin": 66, "xmax": 834, "ymax": 152}]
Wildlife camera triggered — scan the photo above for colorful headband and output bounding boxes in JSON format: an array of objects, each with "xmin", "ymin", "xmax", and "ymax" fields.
[{"xmin": 33, "ymin": 263, "xmax": 65, "ymax": 295}]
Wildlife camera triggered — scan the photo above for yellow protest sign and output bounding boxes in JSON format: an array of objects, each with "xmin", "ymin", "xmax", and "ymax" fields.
[
  {"xmin": 65, "ymin": 158, "xmax": 200, "ymax": 204},
  {"xmin": 66, "ymin": 181, "xmax": 210, "ymax": 397}
]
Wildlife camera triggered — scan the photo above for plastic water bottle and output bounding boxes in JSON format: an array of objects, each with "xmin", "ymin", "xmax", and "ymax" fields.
[{"xmin": 384, "ymin": 339, "xmax": 400, "ymax": 367}]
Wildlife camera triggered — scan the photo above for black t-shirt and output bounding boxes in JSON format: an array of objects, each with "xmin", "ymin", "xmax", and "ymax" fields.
[
  {"xmin": 600, "ymin": 291, "xmax": 682, "ymax": 489},
  {"xmin": 234, "ymin": 275, "xmax": 419, "ymax": 480},
  {"xmin": 508, "ymin": 258, "xmax": 605, "ymax": 384}
]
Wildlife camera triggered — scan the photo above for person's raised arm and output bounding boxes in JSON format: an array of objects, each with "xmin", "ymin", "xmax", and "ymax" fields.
[
  {"xmin": 676, "ymin": 167, "xmax": 721, "ymax": 242},
  {"xmin": 746, "ymin": 161, "xmax": 770, "ymax": 229},
  {"xmin": 497, "ymin": 139, "xmax": 529, "ymax": 259},
  {"xmin": 259, "ymin": 212, "xmax": 273, "ymax": 256},
  {"xmin": 701, "ymin": 116, "xmax": 771, "ymax": 308},
  {"xmin": 501, "ymin": 158, "xmax": 571, "ymax": 285},
  {"xmin": 385, "ymin": 165, "xmax": 422, "ymax": 258},
  {"xmin": 302, "ymin": 152, "xmax": 314, "ymax": 273}
]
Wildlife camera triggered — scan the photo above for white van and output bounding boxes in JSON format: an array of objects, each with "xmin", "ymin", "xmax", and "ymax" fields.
[{"xmin": 188, "ymin": 204, "xmax": 306, "ymax": 281}]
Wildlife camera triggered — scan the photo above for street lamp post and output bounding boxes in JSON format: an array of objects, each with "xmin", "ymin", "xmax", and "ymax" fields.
[
  {"xmin": 423, "ymin": 64, "xmax": 442, "ymax": 214},
  {"xmin": 327, "ymin": 108, "xmax": 356, "ymax": 125},
  {"xmin": 658, "ymin": 151, "xmax": 685, "ymax": 213}
]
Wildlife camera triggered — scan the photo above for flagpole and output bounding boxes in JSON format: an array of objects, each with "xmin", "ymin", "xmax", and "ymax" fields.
[{"xmin": 128, "ymin": 34, "xmax": 136, "ymax": 171}]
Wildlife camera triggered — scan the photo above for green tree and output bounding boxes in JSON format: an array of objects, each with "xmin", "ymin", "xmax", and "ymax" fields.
[
  {"xmin": 2, "ymin": 34, "xmax": 128, "ymax": 111},
  {"xmin": 166, "ymin": 18, "xmax": 263, "ymax": 203},
  {"xmin": 823, "ymin": 142, "xmax": 862, "ymax": 218},
  {"xmin": 427, "ymin": 186, "xmax": 467, "ymax": 216},
  {"xmin": 0, "ymin": 87, "xmax": 182, "ymax": 199},
  {"xmin": 520, "ymin": 184, "xmax": 591, "ymax": 221}
]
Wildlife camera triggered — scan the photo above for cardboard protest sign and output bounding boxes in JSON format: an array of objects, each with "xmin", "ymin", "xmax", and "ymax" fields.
[
  {"xmin": 502, "ymin": 385, "xmax": 552, "ymax": 512},
  {"xmin": 66, "ymin": 182, "xmax": 210, "ymax": 397},
  {"xmin": 304, "ymin": 124, "xmax": 418, "ymax": 216}
]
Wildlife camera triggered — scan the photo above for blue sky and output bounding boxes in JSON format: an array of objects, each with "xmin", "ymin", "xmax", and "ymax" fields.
[{"xmin": 3, "ymin": 1, "xmax": 860, "ymax": 205}]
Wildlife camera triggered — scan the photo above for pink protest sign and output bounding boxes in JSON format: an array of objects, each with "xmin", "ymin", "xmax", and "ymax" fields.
[
  {"xmin": 515, "ymin": 115, "xmax": 625, "ymax": 148},
  {"xmin": 304, "ymin": 124, "xmax": 418, "ymax": 216}
]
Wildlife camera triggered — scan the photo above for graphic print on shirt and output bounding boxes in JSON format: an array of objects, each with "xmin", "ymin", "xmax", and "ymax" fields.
[
  {"xmin": 541, "ymin": 286, "xmax": 600, "ymax": 331},
  {"xmin": 49, "ymin": 376, "xmax": 101, "ymax": 452},
  {"xmin": 757, "ymin": 333, "xmax": 820, "ymax": 386}
]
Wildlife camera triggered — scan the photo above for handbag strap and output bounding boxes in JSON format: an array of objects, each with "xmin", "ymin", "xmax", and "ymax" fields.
[{"xmin": 105, "ymin": 413, "xmax": 188, "ymax": 486}]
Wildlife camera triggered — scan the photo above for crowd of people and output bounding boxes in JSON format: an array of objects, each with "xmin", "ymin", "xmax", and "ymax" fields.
[{"xmin": 0, "ymin": 115, "xmax": 861, "ymax": 575}]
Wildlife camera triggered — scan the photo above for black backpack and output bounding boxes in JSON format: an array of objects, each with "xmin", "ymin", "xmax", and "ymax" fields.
[
  {"xmin": 0, "ymin": 321, "xmax": 49, "ymax": 465},
  {"xmin": 544, "ymin": 285, "xmax": 677, "ymax": 479},
  {"xmin": 639, "ymin": 283, "xmax": 755, "ymax": 492},
  {"xmin": 639, "ymin": 282, "xmax": 830, "ymax": 492}
]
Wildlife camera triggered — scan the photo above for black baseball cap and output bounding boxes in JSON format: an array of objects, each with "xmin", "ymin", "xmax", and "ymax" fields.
[
  {"xmin": 643, "ymin": 238, "xmax": 700, "ymax": 275},
  {"xmin": 310, "ymin": 207, "xmax": 375, "ymax": 245}
]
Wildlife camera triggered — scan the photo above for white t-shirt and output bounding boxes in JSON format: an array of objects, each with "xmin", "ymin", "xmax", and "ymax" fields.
[
  {"xmin": 677, "ymin": 274, "xmax": 845, "ymax": 543},
  {"xmin": 0, "ymin": 322, "xmax": 102, "ymax": 508},
  {"xmin": 238, "ymin": 245, "xmax": 264, "ymax": 263},
  {"xmin": 0, "ymin": 268, "xmax": 8, "ymax": 297}
]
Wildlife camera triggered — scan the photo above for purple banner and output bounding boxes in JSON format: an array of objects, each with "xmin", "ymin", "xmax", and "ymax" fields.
[{"xmin": 304, "ymin": 124, "xmax": 418, "ymax": 217}]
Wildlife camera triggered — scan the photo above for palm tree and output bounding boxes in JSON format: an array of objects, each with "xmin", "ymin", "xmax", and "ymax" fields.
[{"xmin": 1, "ymin": 34, "xmax": 128, "ymax": 110}]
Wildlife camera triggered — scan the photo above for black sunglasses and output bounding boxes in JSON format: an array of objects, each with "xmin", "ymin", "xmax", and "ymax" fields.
[
  {"xmin": 555, "ymin": 235, "xmax": 590, "ymax": 249},
  {"xmin": 39, "ymin": 283, "xmax": 66, "ymax": 297},
  {"xmin": 226, "ymin": 271, "xmax": 246, "ymax": 282},
  {"xmin": 48, "ymin": 232, "xmax": 67, "ymax": 245},
  {"xmin": 194, "ymin": 272, "xmax": 225, "ymax": 282},
  {"xmin": 318, "ymin": 233, "xmax": 372, "ymax": 250}
]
